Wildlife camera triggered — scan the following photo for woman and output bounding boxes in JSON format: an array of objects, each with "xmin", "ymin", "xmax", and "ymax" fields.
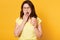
[{"xmin": 14, "ymin": 0, "xmax": 42, "ymax": 40}]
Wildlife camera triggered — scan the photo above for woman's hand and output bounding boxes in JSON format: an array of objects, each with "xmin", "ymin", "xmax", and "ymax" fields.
[
  {"xmin": 31, "ymin": 17, "xmax": 42, "ymax": 38},
  {"xmin": 31, "ymin": 17, "xmax": 38, "ymax": 28},
  {"xmin": 23, "ymin": 12, "xmax": 30, "ymax": 22}
]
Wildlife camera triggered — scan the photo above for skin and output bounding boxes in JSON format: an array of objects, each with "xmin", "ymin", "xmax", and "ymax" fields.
[{"xmin": 14, "ymin": 3, "xmax": 42, "ymax": 39}]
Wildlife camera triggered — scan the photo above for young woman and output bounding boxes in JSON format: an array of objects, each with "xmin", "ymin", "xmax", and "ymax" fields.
[{"xmin": 14, "ymin": 0, "xmax": 42, "ymax": 40}]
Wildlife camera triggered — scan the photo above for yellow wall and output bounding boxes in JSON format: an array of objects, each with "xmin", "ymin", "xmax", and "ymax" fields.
[{"xmin": 0, "ymin": 0, "xmax": 60, "ymax": 40}]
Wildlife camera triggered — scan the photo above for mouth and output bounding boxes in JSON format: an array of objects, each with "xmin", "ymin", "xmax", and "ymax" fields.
[
  {"xmin": 26, "ymin": 12, "xmax": 29, "ymax": 15},
  {"xmin": 26, "ymin": 12, "xmax": 29, "ymax": 14}
]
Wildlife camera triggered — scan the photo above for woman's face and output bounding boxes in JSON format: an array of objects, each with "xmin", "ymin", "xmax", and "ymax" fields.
[{"xmin": 23, "ymin": 3, "xmax": 31, "ymax": 16}]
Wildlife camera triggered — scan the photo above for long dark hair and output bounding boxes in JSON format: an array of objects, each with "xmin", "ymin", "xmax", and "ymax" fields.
[{"xmin": 20, "ymin": 0, "xmax": 37, "ymax": 19}]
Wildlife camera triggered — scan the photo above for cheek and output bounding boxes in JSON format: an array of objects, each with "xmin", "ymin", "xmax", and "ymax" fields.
[
  {"xmin": 23, "ymin": 9, "xmax": 26, "ymax": 14},
  {"xmin": 23, "ymin": 9, "xmax": 25, "ymax": 12}
]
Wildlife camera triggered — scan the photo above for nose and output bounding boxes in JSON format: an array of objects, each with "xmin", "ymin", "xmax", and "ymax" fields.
[{"xmin": 25, "ymin": 8, "xmax": 29, "ymax": 12}]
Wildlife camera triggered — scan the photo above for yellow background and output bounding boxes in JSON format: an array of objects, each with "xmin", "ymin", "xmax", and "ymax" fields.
[{"xmin": 0, "ymin": 0, "xmax": 60, "ymax": 40}]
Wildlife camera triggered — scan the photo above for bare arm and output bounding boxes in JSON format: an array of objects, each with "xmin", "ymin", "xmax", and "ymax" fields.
[
  {"xmin": 34, "ymin": 24, "xmax": 42, "ymax": 38},
  {"xmin": 14, "ymin": 20, "xmax": 26, "ymax": 37},
  {"xmin": 31, "ymin": 17, "xmax": 42, "ymax": 38},
  {"xmin": 14, "ymin": 13, "xmax": 29, "ymax": 37}
]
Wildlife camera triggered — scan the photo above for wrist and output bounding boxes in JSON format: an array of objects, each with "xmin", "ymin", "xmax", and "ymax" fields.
[
  {"xmin": 34, "ymin": 24, "xmax": 38, "ymax": 28},
  {"xmin": 34, "ymin": 27, "xmax": 38, "ymax": 30},
  {"xmin": 22, "ymin": 20, "xmax": 26, "ymax": 25}
]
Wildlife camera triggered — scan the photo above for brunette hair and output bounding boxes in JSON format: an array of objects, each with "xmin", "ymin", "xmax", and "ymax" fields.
[{"xmin": 20, "ymin": 0, "xmax": 37, "ymax": 18}]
